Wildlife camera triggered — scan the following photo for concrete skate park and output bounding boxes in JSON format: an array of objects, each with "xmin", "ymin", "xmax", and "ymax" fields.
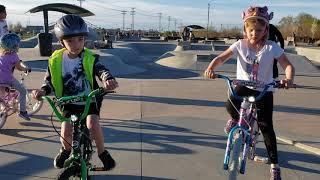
[{"xmin": 0, "ymin": 36, "xmax": 319, "ymax": 180}]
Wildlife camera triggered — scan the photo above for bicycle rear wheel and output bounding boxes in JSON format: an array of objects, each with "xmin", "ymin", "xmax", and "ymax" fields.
[
  {"xmin": 26, "ymin": 90, "xmax": 43, "ymax": 115},
  {"xmin": 228, "ymin": 132, "xmax": 243, "ymax": 180}
]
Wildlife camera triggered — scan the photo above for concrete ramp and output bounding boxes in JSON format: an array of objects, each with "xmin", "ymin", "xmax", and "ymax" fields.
[
  {"xmin": 156, "ymin": 51, "xmax": 197, "ymax": 69},
  {"xmin": 96, "ymin": 51, "xmax": 146, "ymax": 76}
]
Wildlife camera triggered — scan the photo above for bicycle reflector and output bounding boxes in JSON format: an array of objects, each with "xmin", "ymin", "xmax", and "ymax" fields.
[
  {"xmin": 70, "ymin": 115, "xmax": 78, "ymax": 122},
  {"xmin": 248, "ymin": 96, "xmax": 255, "ymax": 103}
]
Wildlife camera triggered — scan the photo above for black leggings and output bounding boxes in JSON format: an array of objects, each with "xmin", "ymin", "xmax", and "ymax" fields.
[{"xmin": 226, "ymin": 86, "xmax": 278, "ymax": 164}]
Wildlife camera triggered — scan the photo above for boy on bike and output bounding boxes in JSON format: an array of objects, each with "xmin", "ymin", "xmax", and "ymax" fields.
[
  {"xmin": 32, "ymin": 14, "xmax": 118, "ymax": 170},
  {"xmin": 0, "ymin": 33, "xmax": 31, "ymax": 120},
  {"xmin": 204, "ymin": 6, "xmax": 295, "ymax": 180}
]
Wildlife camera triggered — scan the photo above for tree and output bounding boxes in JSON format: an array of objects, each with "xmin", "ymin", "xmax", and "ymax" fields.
[
  {"xmin": 8, "ymin": 22, "xmax": 23, "ymax": 33},
  {"xmin": 278, "ymin": 13, "xmax": 320, "ymax": 41},
  {"xmin": 311, "ymin": 19, "xmax": 319, "ymax": 39},
  {"xmin": 294, "ymin": 13, "xmax": 314, "ymax": 38},
  {"xmin": 278, "ymin": 16, "xmax": 295, "ymax": 38}
]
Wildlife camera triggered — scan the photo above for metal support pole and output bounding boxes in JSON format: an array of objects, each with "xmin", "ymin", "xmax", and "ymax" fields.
[{"xmin": 43, "ymin": 10, "xmax": 48, "ymax": 33}]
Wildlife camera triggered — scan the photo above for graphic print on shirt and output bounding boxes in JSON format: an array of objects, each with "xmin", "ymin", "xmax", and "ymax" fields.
[
  {"xmin": 62, "ymin": 58, "xmax": 91, "ymax": 96},
  {"xmin": 245, "ymin": 50, "xmax": 259, "ymax": 81}
]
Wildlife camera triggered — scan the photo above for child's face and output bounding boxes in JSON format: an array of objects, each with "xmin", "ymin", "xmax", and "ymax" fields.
[
  {"xmin": 245, "ymin": 20, "xmax": 267, "ymax": 44},
  {"xmin": 0, "ymin": 10, "xmax": 7, "ymax": 20},
  {"xmin": 61, "ymin": 36, "xmax": 85, "ymax": 58}
]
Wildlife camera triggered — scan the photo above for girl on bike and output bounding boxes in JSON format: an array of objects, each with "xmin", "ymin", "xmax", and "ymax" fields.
[
  {"xmin": 32, "ymin": 15, "xmax": 118, "ymax": 170},
  {"xmin": 204, "ymin": 6, "xmax": 295, "ymax": 180},
  {"xmin": 0, "ymin": 33, "xmax": 31, "ymax": 121}
]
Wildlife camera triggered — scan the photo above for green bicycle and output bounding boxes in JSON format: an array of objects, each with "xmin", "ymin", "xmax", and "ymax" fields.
[{"xmin": 42, "ymin": 87, "xmax": 113, "ymax": 180}]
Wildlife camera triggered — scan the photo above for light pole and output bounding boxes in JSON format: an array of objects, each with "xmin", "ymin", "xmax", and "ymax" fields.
[
  {"xmin": 207, "ymin": 0, "xmax": 214, "ymax": 40},
  {"xmin": 77, "ymin": 0, "xmax": 85, "ymax": 7}
]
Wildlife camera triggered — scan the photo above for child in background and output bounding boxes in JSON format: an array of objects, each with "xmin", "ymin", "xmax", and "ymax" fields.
[
  {"xmin": 204, "ymin": 6, "xmax": 295, "ymax": 180},
  {"xmin": 32, "ymin": 14, "xmax": 118, "ymax": 170},
  {"xmin": 0, "ymin": 33, "xmax": 31, "ymax": 120},
  {"xmin": 0, "ymin": 5, "xmax": 9, "ymax": 38}
]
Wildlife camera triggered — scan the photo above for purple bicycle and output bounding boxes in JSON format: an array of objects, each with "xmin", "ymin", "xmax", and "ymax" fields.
[
  {"xmin": 0, "ymin": 71, "xmax": 43, "ymax": 129},
  {"xmin": 217, "ymin": 74, "xmax": 284, "ymax": 179}
]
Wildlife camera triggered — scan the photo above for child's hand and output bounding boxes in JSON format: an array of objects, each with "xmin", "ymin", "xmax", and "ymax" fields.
[
  {"xmin": 204, "ymin": 69, "xmax": 216, "ymax": 79},
  {"xmin": 103, "ymin": 79, "xmax": 119, "ymax": 90},
  {"xmin": 32, "ymin": 89, "xmax": 45, "ymax": 100},
  {"xmin": 280, "ymin": 79, "xmax": 295, "ymax": 89}
]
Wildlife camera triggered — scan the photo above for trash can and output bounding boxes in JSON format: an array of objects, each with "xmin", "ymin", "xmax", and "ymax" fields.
[{"xmin": 38, "ymin": 33, "xmax": 53, "ymax": 56}]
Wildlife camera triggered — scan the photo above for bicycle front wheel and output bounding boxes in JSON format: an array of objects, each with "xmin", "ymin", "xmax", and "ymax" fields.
[
  {"xmin": 26, "ymin": 91, "xmax": 43, "ymax": 115},
  {"xmin": 228, "ymin": 132, "xmax": 243, "ymax": 180},
  {"xmin": 57, "ymin": 165, "xmax": 91, "ymax": 180},
  {"xmin": 0, "ymin": 103, "xmax": 8, "ymax": 129}
]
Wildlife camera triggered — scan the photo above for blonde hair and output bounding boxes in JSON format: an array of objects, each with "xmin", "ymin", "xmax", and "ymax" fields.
[
  {"xmin": 243, "ymin": 18, "xmax": 269, "ymax": 42},
  {"xmin": 0, "ymin": 47, "xmax": 18, "ymax": 55}
]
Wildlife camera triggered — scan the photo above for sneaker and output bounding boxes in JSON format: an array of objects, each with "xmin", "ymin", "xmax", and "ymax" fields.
[
  {"xmin": 54, "ymin": 148, "xmax": 71, "ymax": 169},
  {"xmin": 98, "ymin": 150, "xmax": 116, "ymax": 170},
  {"xmin": 224, "ymin": 119, "xmax": 238, "ymax": 134},
  {"xmin": 270, "ymin": 167, "xmax": 281, "ymax": 180},
  {"xmin": 18, "ymin": 111, "xmax": 30, "ymax": 121}
]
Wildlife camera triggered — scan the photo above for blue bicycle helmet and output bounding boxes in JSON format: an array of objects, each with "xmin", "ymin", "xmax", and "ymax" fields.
[
  {"xmin": 0, "ymin": 33, "xmax": 20, "ymax": 53},
  {"xmin": 54, "ymin": 14, "xmax": 89, "ymax": 40}
]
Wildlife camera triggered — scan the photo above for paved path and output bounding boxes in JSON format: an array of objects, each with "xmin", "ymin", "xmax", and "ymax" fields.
[{"xmin": 0, "ymin": 43, "xmax": 319, "ymax": 179}]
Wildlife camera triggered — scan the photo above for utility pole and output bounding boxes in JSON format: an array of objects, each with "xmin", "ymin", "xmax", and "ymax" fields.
[
  {"xmin": 121, "ymin": 10, "xmax": 127, "ymax": 31},
  {"xmin": 158, "ymin": 13, "xmax": 162, "ymax": 32},
  {"xmin": 130, "ymin": 8, "xmax": 135, "ymax": 32},
  {"xmin": 77, "ymin": 0, "xmax": 85, "ymax": 7},
  {"xmin": 174, "ymin": 19, "xmax": 177, "ymax": 32},
  {"xmin": 168, "ymin": 16, "xmax": 171, "ymax": 31},
  {"xmin": 207, "ymin": 0, "xmax": 214, "ymax": 40}
]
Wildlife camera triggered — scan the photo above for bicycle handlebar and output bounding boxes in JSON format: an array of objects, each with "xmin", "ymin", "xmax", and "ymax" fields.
[
  {"xmin": 41, "ymin": 87, "xmax": 114, "ymax": 122},
  {"xmin": 216, "ymin": 74, "xmax": 280, "ymax": 102}
]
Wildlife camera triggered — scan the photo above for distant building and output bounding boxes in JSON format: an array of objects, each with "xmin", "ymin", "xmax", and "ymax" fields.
[{"xmin": 25, "ymin": 26, "xmax": 44, "ymax": 33}]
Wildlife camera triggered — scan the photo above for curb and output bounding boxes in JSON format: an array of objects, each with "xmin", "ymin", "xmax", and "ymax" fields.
[{"xmin": 277, "ymin": 136, "xmax": 320, "ymax": 156}]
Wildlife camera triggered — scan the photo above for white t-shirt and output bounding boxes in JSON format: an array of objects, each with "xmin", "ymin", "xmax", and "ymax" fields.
[
  {"xmin": 62, "ymin": 51, "xmax": 91, "ymax": 97},
  {"xmin": 0, "ymin": 19, "xmax": 9, "ymax": 38},
  {"xmin": 229, "ymin": 39, "xmax": 284, "ymax": 91}
]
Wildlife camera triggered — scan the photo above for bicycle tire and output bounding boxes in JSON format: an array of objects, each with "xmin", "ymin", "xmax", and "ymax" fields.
[
  {"xmin": 57, "ymin": 165, "xmax": 91, "ymax": 180},
  {"xmin": 26, "ymin": 91, "xmax": 43, "ymax": 115},
  {"xmin": 228, "ymin": 132, "xmax": 243, "ymax": 179},
  {"xmin": 0, "ymin": 103, "xmax": 7, "ymax": 129}
]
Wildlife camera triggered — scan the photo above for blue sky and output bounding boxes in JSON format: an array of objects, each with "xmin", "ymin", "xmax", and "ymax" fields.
[{"xmin": 3, "ymin": 0, "xmax": 320, "ymax": 31}]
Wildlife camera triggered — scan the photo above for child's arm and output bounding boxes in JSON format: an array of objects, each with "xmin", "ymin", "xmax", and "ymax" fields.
[
  {"xmin": 32, "ymin": 67, "xmax": 54, "ymax": 100},
  {"xmin": 14, "ymin": 60, "xmax": 30, "ymax": 72},
  {"xmin": 204, "ymin": 48, "xmax": 233, "ymax": 78},
  {"xmin": 93, "ymin": 55, "xmax": 119, "ymax": 90},
  {"xmin": 277, "ymin": 54, "xmax": 295, "ymax": 88}
]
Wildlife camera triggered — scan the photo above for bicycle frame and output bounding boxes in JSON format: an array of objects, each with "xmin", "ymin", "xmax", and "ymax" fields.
[
  {"xmin": 0, "ymin": 85, "xmax": 20, "ymax": 116},
  {"xmin": 218, "ymin": 74, "xmax": 278, "ymax": 175},
  {"xmin": 0, "ymin": 72, "xmax": 43, "ymax": 128},
  {"xmin": 42, "ymin": 88, "xmax": 111, "ymax": 180}
]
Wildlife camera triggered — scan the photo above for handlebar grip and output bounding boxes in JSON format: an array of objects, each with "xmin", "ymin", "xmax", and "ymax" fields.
[
  {"xmin": 24, "ymin": 69, "xmax": 31, "ymax": 75},
  {"xmin": 100, "ymin": 90, "xmax": 116, "ymax": 96}
]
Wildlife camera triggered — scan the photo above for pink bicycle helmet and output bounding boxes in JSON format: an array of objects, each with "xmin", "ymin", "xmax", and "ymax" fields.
[{"xmin": 242, "ymin": 6, "xmax": 273, "ymax": 23}]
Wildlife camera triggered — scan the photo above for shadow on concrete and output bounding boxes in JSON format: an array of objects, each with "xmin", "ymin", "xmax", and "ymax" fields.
[
  {"xmin": 91, "ymin": 175, "xmax": 174, "ymax": 180},
  {"xmin": 0, "ymin": 149, "xmax": 54, "ymax": 177},
  {"xmin": 100, "ymin": 119, "xmax": 226, "ymax": 154},
  {"xmin": 278, "ymin": 149, "xmax": 320, "ymax": 174},
  {"xmin": 105, "ymin": 94, "xmax": 320, "ymax": 116},
  {"xmin": 101, "ymin": 119, "xmax": 320, "ymax": 174},
  {"xmin": 274, "ymin": 105, "xmax": 320, "ymax": 116}
]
